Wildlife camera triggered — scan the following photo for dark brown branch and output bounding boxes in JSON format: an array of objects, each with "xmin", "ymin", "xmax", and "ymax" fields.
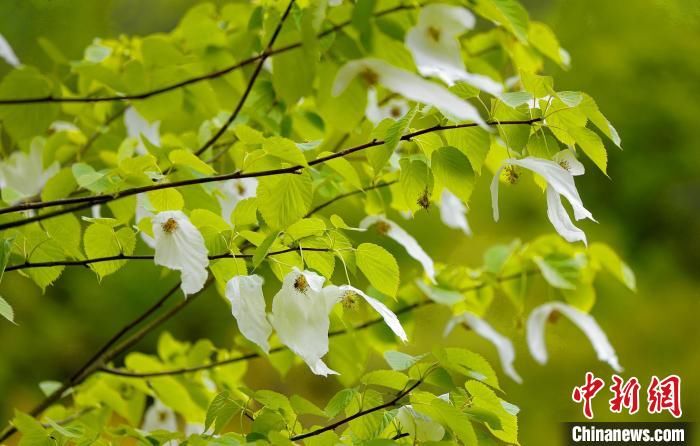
[
  {"xmin": 0, "ymin": 281, "xmax": 184, "ymax": 442},
  {"xmin": 0, "ymin": 118, "xmax": 541, "ymax": 230},
  {"xmin": 4, "ymin": 247, "xmax": 330, "ymax": 272},
  {"xmin": 0, "ymin": 4, "xmax": 418, "ymax": 106},
  {"xmin": 290, "ymin": 379, "xmax": 424, "ymax": 441},
  {"xmin": 96, "ymin": 270, "xmax": 535, "ymax": 378},
  {"xmin": 193, "ymin": 0, "xmax": 295, "ymax": 156}
]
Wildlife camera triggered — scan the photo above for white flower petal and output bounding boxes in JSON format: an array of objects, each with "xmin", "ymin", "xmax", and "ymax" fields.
[
  {"xmin": 153, "ymin": 211, "xmax": 209, "ymax": 295},
  {"xmin": 506, "ymin": 157, "xmax": 594, "ymax": 221},
  {"xmin": 125, "ymin": 107, "xmax": 161, "ymax": 154},
  {"xmin": 225, "ymin": 275, "xmax": 272, "ymax": 353},
  {"xmin": 444, "ymin": 313, "xmax": 522, "ymax": 383},
  {"xmin": 365, "ymin": 88, "xmax": 410, "ymax": 125},
  {"xmin": 490, "ymin": 165, "xmax": 505, "ymax": 221},
  {"xmin": 270, "ymin": 269, "xmax": 339, "ymax": 376},
  {"xmin": 396, "ymin": 406, "xmax": 446, "ymax": 442},
  {"xmin": 439, "ymin": 190, "xmax": 472, "ymax": 236},
  {"xmin": 552, "ymin": 149, "xmax": 585, "ymax": 176},
  {"xmin": 216, "ymin": 178, "xmax": 258, "ymax": 223},
  {"xmin": 546, "ymin": 185, "xmax": 587, "ymax": 245},
  {"xmin": 526, "ymin": 301, "xmax": 622, "ymax": 372},
  {"xmin": 340, "ymin": 285, "xmax": 408, "ymax": 342},
  {"xmin": 136, "ymin": 194, "xmax": 157, "ymax": 249},
  {"xmin": 333, "ymin": 58, "xmax": 487, "ymax": 127},
  {"xmin": 0, "ymin": 144, "xmax": 58, "ymax": 202},
  {"xmin": 142, "ymin": 399, "xmax": 178, "ymax": 432},
  {"xmin": 0, "ymin": 34, "xmax": 19, "ymax": 67},
  {"xmin": 359, "ymin": 215, "xmax": 436, "ymax": 283}
]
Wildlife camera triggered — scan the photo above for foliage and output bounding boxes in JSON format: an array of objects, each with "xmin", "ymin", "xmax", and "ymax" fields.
[{"xmin": 0, "ymin": 0, "xmax": 634, "ymax": 444}]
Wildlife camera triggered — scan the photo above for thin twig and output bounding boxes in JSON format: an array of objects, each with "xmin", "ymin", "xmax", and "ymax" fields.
[
  {"xmin": 194, "ymin": 0, "xmax": 295, "ymax": 156},
  {"xmin": 304, "ymin": 181, "xmax": 396, "ymax": 217},
  {"xmin": 0, "ymin": 5, "xmax": 419, "ymax": 106},
  {"xmin": 0, "ymin": 118, "xmax": 541, "ymax": 230},
  {"xmin": 4, "ymin": 247, "xmax": 331, "ymax": 272}
]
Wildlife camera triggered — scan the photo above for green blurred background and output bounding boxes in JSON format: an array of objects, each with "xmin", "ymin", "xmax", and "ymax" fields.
[{"xmin": 1, "ymin": 0, "xmax": 698, "ymax": 444}]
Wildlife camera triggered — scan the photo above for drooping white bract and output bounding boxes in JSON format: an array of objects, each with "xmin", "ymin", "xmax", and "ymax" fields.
[
  {"xmin": 152, "ymin": 210, "xmax": 209, "ymax": 295},
  {"xmin": 124, "ymin": 107, "xmax": 161, "ymax": 154},
  {"xmin": 330, "ymin": 285, "xmax": 408, "ymax": 342},
  {"xmin": 445, "ymin": 312, "xmax": 522, "ymax": 383},
  {"xmin": 216, "ymin": 178, "xmax": 258, "ymax": 223},
  {"xmin": 526, "ymin": 301, "xmax": 622, "ymax": 372},
  {"xmin": 333, "ymin": 58, "xmax": 487, "ymax": 128},
  {"xmin": 360, "ymin": 215, "xmax": 436, "ymax": 283},
  {"xmin": 269, "ymin": 269, "xmax": 340, "ymax": 376},
  {"xmin": 269, "ymin": 270, "xmax": 408, "ymax": 377},
  {"xmin": 0, "ymin": 34, "xmax": 19, "ymax": 67},
  {"xmin": 225, "ymin": 275, "xmax": 272, "ymax": 353},
  {"xmin": 365, "ymin": 89, "xmax": 410, "ymax": 125},
  {"xmin": 405, "ymin": 4, "xmax": 503, "ymax": 96},
  {"xmin": 491, "ymin": 157, "xmax": 595, "ymax": 245},
  {"xmin": 439, "ymin": 190, "xmax": 472, "ymax": 236},
  {"xmin": 0, "ymin": 145, "xmax": 59, "ymax": 203},
  {"xmin": 141, "ymin": 399, "xmax": 178, "ymax": 432}
]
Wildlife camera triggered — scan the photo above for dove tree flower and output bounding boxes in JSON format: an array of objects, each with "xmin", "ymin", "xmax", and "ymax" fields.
[
  {"xmin": 526, "ymin": 301, "xmax": 622, "ymax": 372},
  {"xmin": 405, "ymin": 4, "xmax": 503, "ymax": 96},
  {"xmin": 216, "ymin": 178, "xmax": 258, "ymax": 223},
  {"xmin": 225, "ymin": 275, "xmax": 272, "ymax": 353},
  {"xmin": 360, "ymin": 215, "xmax": 436, "ymax": 283},
  {"xmin": 333, "ymin": 58, "xmax": 487, "ymax": 127},
  {"xmin": 141, "ymin": 399, "xmax": 178, "ymax": 433},
  {"xmin": 365, "ymin": 89, "xmax": 410, "ymax": 125},
  {"xmin": 445, "ymin": 312, "xmax": 522, "ymax": 383},
  {"xmin": 124, "ymin": 107, "xmax": 161, "ymax": 154},
  {"xmin": 0, "ymin": 34, "xmax": 19, "ymax": 67},
  {"xmin": 0, "ymin": 145, "xmax": 59, "ymax": 204},
  {"xmin": 491, "ymin": 156, "xmax": 595, "ymax": 245},
  {"xmin": 152, "ymin": 210, "xmax": 209, "ymax": 295},
  {"xmin": 270, "ymin": 269, "xmax": 407, "ymax": 376},
  {"xmin": 439, "ymin": 190, "xmax": 472, "ymax": 236}
]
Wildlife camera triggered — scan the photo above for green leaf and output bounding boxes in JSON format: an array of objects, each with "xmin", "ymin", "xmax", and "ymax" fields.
[
  {"xmin": 383, "ymin": 351, "xmax": 425, "ymax": 371},
  {"xmin": 0, "ymin": 68, "xmax": 59, "ymax": 142},
  {"xmin": 356, "ymin": 243, "xmax": 399, "ymax": 298},
  {"xmin": 0, "ymin": 238, "xmax": 11, "ymax": 283},
  {"xmin": 13, "ymin": 411, "xmax": 52, "ymax": 446},
  {"xmin": 253, "ymin": 231, "xmax": 280, "ymax": 269},
  {"xmin": 474, "ymin": 0, "xmax": 530, "ymax": 43},
  {"xmin": 0, "ymin": 296, "xmax": 16, "ymax": 324},
  {"xmin": 465, "ymin": 380, "xmax": 519, "ymax": 444},
  {"xmin": 532, "ymin": 255, "xmax": 575, "ymax": 289},
  {"xmin": 286, "ymin": 218, "xmax": 326, "ymax": 241},
  {"xmin": 318, "ymin": 152, "xmax": 362, "ymax": 190},
  {"xmin": 568, "ymin": 126, "xmax": 608, "ymax": 174},
  {"xmin": 272, "ymin": 31, "xmax": 316, "ymax": 105},
  {"xmin": 264, "ymin": 136, "xmax": 308, "ymax": 167},
  {"xmin": 434, "ymin": 347, "xmax": 501, "ymax": 391},
  {"xmin": 443, "ymin": 126, "xmax": 491, "ymax": 174},
  {"xmin": 169, "ymin": 149, "xmax": 216, "ymax": 174},
  {"xmin": 84, "ymin": 224, "xmax": 136, "ymax": 279},
  {"xmin": 290, "ymin": 395, "xmax": 326, "ymax": 417},
  {"xmin": 385, "ymin": 106, "xmax": 417, "ymax": 151},
  {"xmin": 528, "ymin": 22, "xmax": 568, "ymax": 67},
  {"xmin": 431, "ymin": 146, "xmax": 475, "ymax": 202},
  {"xmin": 257, "ymin": 172, "xmax": 313, "ymax": 229},
  {"xmin": 399, "ymin": 158, "xmax": 433, "ymax": 212},
  {"xmin": 579, "ymin": 94, "xmax": 622, "ymax": 148},
  {"xmin": 205, "ymin": 391, "xmax": 243, "ymax": 434},
  {"xmin": 324, "ymin": 388, "xmax": 357, "ymax": 418},
  {"xmin": 589, "ymin": 243, "xmax": 636, "ymax": 291},
  {"xmin": 361, "ymin": 370, "xmax": 408, "ymax": 390},
  {"xmin": 147, "ymin": 188, "xmax": 185, "ymax": 211}
]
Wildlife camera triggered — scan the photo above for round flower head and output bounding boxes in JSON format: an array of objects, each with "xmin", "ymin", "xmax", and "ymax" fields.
[{"xmin": 152, "ymin": 210, "xmax": 209, "ymax": 295}]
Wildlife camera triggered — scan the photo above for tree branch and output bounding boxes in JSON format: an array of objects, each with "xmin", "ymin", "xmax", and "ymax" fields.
[
  {"xmin": 0, "ymin": 4, "xmax": 419, "ymax": 106},
  {"xmin": 304, "ymin": 181, "xmax": 396, "ymax": 217},
  {"xmin": 95, "ymin": 270, "xmax": 536, "ymax": 378},
  {"xmin": 290, "ymin": 379, "xmax": 424, "ymax": 441},
  {"xmin": 4, "ymin": 247, "xmax": 331, "ymax": 272},
  {"xmin": 193, "ymin": 0, "xmax": 295, "ymax": 157},
  {"xmin": 0, "ymin": 118, "xmax": 541, "ymax": 230}
]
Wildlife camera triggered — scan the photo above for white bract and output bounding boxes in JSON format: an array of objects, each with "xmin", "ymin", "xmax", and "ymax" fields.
[
  {"xmin": 360, "ymin": 215, "xmax": 436, "ymax": 283},
  {"xmin": 405, "ymin": 4, "xmax": 503, "ymax": 96},
  {"xmin": 0, "ymin": 34, "xmax": 19, "ymax": 67},
  {"xmin": 0, "ymin": 145, "xmax": 59, "ymax": 204},
  {"xmin": 491, "ymin": 156, "xmax": 595, "ymax": 245},
  {"xmin": 136, "ymin": 194, "xmax": 156, "ymax": 248},
  {"xmin": 270, "ymin": 269, "xmax": 340, "ymax": 376},
  {"xmin": 439, "ymin": 190, "xmax": 472, "ymax": 236},
  {"xmin": 445, "ymin": 312, "xmax": 522, "ymax": 383},
  {"xmin": 225, "ymin": 275, "xmax": 272, "ymax": 353},
  {"xmin": 526, "ymin": 301, "xmax": 622, "ymax": 372},
  {"xmin": 365, "ymin": 89, "xmax": 410, "ymax": 125},
  {"xmin": 141, "ymin": 399, "xmax": 178, "ymax": 432},
  {"xmin": 152, "ymin": 210, "xmax": 209, "ymax": 295},
  {"xmin": 216, "ymin": 178, "xmax": 257, "ymax": 223},
  {"xmin": 333, "ymin": 58, "xmax": 487, "ymax": 128},
  {"xmin": 270, "ymin": 269, "xmax": 408, "ymax": 376},
  {"xmin": 124, "ymin": 107, "xmax": 161, "ymax": 154}
]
